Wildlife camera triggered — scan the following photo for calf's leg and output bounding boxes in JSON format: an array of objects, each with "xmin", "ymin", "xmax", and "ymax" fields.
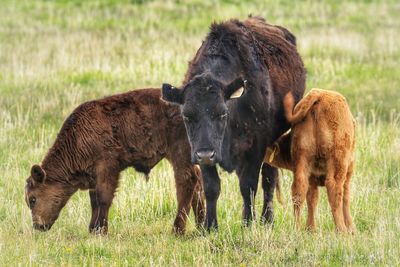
[
  {"xmin": 292, "ymin": 156, "xmax": 310, "ymax": 230},
  {"xmin": 172, "ymin": 167, "xmax": 204, "ymax": 234},
  {"xmin": 89, "ymin": 168, "xmax": 119, "ymax": 235},
  {"xmin": 306, "ymin": 177, "xmax": 319, "ymax": 231},
  {"xmin": 89, "ymin": 190, "xmax": 99, "ymax": 231},
  {"xmin": 343, "ymin": 162, "xmax": 356, "ymax": 233},
  {"xmin": 191, "ymin": 178, "xmax": 205, "ymax": 228},
  {"xmin": 325, "ymin": 159, "xmax": 347, "ymax": 233},
  {"xmin": 261, "ymin": 163, "xmax": 278, "ymax": 225}
]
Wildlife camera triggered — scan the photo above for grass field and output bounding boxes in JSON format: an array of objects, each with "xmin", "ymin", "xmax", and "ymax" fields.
[{"xmin": 1, "ymin": 0, "xmax": 399, "ymax": 265}]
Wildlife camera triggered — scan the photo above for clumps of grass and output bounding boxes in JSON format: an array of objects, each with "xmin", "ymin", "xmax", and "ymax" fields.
[{"xmin": 0, "ymin": 0, "xmax": 399, "ymax": 266}]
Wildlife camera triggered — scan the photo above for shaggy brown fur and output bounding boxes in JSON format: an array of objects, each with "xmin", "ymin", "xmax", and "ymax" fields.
[
  {"xmin": 25, "ymin": 89, "xmax": 205, "ymax": 235},
  {"xmin": 265, "ymin": 89, "xmax": 356, "ymax": 233}
]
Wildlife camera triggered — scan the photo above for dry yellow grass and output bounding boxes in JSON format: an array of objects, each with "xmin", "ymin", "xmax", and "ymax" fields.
[{"xmin": 0, "ymin": 0, "xmax": 399, "ymax": 265}]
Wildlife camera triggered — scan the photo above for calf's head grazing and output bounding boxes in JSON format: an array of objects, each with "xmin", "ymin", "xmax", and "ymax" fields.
[
  {"xmin": 162, "ymin": 73, "xmax": 245, "ymax": 166},
  {"xmin": 25, "ymin": 165, "xmax": 76, "ymax": 231}
]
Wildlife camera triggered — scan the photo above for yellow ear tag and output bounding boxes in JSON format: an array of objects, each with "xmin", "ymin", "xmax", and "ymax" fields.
[
  {"xmin": 268, "ymin": 146, "xmax": 277, "ymax": 163},
  {"xmin": 268, "ymin": 146, "xmax": 276, "ymax": 162},
  {"xmin": 230, "ymin": 87, "xmax": 244, "ymax": 99}
]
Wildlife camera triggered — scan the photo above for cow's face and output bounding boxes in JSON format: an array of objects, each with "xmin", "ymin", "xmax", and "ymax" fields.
[
  {"xmin": 25, "ymin": 165, "xmax": 75, "ymax": 231},
  {"xmin": 162, "ymin": 73, "xmax": 245, "ymax": 165}
]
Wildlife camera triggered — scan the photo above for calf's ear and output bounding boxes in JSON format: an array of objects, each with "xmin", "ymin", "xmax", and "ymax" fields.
[
  {"xmin": 224, "ymin": 78, "xmax": 247, "ymax": 99},
  {"xmin": 161, "ymin": 83, "xmax": 183, "ymax": 105},
  {"xmin": 31, "ymin": 165, "xmax": 46, "ymax": 183}
]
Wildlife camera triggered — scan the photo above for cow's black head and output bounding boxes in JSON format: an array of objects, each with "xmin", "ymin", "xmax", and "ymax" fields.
[{"xmin": 162, "ymin": 72, "xmax": 246, "ymax": 166}]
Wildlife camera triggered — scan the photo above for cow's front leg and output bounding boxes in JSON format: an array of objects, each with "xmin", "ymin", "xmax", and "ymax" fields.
[
  {"xmin": 237, "ymin": 162, "xmax": 262, "ymax": 226},
  {"xmin": 200, "ymin": 165, "xmax": 220, "ymax": 231},
  {"xmin": 261, "ymin": 163, "xmax": 278, "ymax": 225}
]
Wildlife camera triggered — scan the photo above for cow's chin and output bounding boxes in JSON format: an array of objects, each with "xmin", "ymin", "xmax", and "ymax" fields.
[
  {"xmin": 219, "ymin": 161, "xmax": 235, "ymax": 173},
  {"xmin": 194, "ymin": 156, "xmax": 236, "ymax": 172}
]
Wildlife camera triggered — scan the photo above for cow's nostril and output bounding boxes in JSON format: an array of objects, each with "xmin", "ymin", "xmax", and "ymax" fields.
[
  {"xmin": 209, "ymin": 150, "xmax": 216, "ymax": 159},
  {"xmin": 195, "ymin": 152, "xmax": 202, "ymax": 161}
]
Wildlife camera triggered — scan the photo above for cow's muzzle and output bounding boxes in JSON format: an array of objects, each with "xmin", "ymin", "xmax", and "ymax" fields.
[{"xmin": 195, "ymin": 150, "xmax": 216, "ymax": 165}]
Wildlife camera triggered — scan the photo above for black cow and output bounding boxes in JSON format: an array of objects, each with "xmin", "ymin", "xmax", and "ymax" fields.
[{"xmin": 162, "ymin": 16, "xmax": 306, "ymax": 230}]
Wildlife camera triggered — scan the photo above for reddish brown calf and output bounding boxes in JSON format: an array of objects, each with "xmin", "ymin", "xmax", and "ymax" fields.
[
  {"xmin": 265, "ymin": 89, "xmax": 356, "ymax": 233},
  {"xmin": 25, "ymin": 89, "xmax": 204, "ymax": 234}
]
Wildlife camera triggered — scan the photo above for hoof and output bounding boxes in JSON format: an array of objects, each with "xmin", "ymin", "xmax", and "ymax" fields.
[
  {"xmin": 204, "ymin": 221, "xmax": 218, "ymax": 232},
  {"xmin": 172, "ymin": 226, "xmax": 185, "ymax": 235},
  {"xmin": 89, "ymin": 226, "xmax": 108, "ymax": 236},
  {"xmin": 347, "ymin": 226, "xmax": 357, "ymax": 235},
  {"xmin": 335, "ymin": 227, "xmax": 348, "ymax": 234},
  {"xmin": 261, "ymin": 211, "xmax": 274, "ymax": 225},
  {"xmin": 261, "ymin": 203, "xmax": 274, "ymax": 225},
  {"xmin": 306, "ymin": 226, "xmax": 317, "ymax": 233}
]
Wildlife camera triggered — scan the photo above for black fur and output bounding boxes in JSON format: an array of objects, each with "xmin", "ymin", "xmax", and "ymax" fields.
[{"xmin": 162, "ymin": 17, "xmax": 306, "ymax": 230}]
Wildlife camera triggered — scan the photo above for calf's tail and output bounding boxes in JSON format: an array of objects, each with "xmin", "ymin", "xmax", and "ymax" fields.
[
  {"xmin": 284, "ymin": 89, "xmax": 321, "ymax": 124},
  {"xmin": 275, "ymin": 175, "xmax": 285, "ymax": 205}
]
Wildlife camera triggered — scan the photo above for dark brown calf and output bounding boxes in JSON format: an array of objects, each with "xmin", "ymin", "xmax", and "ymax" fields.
[
  {"xmin": 265, "ymin": 89, "xmax": 356, "ymax": 233},
  {"xmin": 25, "ymin": 89, "xmax": 205, "ymax": 234}
]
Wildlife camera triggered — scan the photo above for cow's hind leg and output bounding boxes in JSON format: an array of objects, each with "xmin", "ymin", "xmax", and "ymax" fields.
[
  {"xmin": 292, "ymin": 156, "xmax": 310, "ymax": 230},
  {"xmin": 261, "ymin": 163, "xmax": 278, "ymax": 225},
  {"xmin": 325, "ymin": 159, "xmax": 347, "ymax": 233},
  {"xmin": 343, "ymin": 162, "xmax": 356, "ymax": 234},
  {"xmin": 306, "ymin": 177, "xmax": 319, "ymax": 231},
  {"xmin": 89, "ymin": 164, "xmax": 119, "ymax": 235}
]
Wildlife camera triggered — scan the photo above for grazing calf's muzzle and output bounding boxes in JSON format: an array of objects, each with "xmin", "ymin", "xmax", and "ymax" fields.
[
  {"xmin": 33, "ymin": 223, "xmax": 52, "ymax": 231},
  {"xmin": 195, "ymin": 150, "xmax": 216, "ymax": 165}
]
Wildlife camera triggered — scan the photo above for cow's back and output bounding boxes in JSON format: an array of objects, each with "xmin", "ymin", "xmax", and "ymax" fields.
[
  {"xmin": 244, "ymin": 17, "xmax": 306, "ymax": 139},
  {"xmin": 244, "ymin": 17, "xmax": 305, "ymax": 103}
]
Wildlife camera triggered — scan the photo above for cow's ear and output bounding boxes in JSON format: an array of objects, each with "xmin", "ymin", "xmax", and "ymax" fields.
[
  {"xmin": 31, "ymin": 165, "xmax": 46, "ymax": 183},
  {"xmin": 225, "ymin": 78, "xmax": 247, "ymax": 99},
  {"xmin": 161, "ymin": 83, "xmax": 183, "ymax": 105}
]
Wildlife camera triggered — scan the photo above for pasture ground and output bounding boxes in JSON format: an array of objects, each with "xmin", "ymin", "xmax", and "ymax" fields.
[{"xmin": 0, "ymin": 0, "xmax": 399, "ymax": 265}]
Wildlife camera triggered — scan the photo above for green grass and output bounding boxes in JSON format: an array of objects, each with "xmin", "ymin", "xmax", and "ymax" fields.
[{"xmin": 1, "ymin": 0, "xmax": 399, "ymax": 265}]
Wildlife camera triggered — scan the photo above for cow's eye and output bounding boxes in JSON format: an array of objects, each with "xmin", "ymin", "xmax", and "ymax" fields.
[
  {"xmin": 218, "ymin": 113, "xmax": 228, "ymax": 120},
  {"xmin": 183, "ymin": 115, "xmax": 196, "ymax": 123},
  {"xmin": 29, "ymin": 197, "xmax": 36, "ymax": 209}
]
